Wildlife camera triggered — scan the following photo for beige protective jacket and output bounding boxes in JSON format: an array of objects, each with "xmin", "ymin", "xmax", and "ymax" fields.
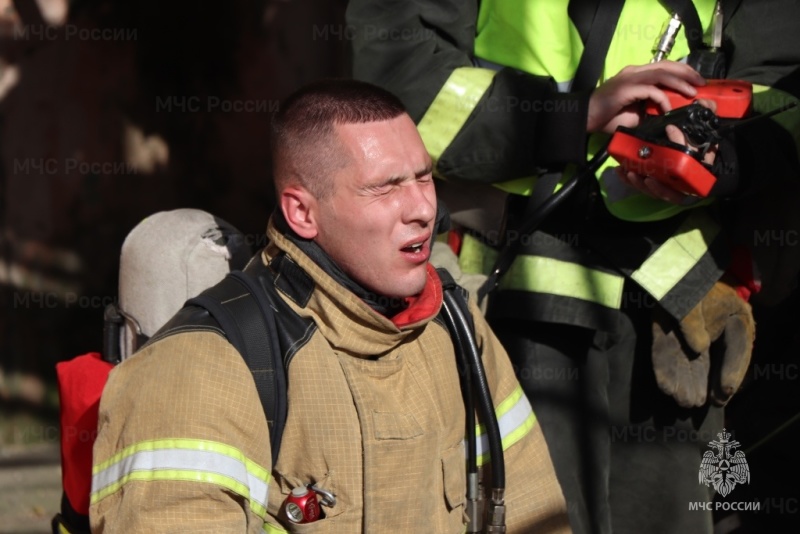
[{"xmin": 90, "ymin": 224, "xmax": 570, "ymax": 533}]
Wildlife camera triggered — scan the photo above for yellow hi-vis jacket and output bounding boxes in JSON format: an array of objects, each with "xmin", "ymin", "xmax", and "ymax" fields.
[
  {"xmin": 90, "ymin": 221, "xmax": 571, "ymax": 533},
  {"xmin": 348, "ymin": 0, "xmax": 800, "ymax": 325}
]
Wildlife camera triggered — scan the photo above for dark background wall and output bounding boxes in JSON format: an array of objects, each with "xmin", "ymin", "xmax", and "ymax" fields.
[{"xmin": 0, "ymin": 0, "xmax": 349, "ymax": 439}]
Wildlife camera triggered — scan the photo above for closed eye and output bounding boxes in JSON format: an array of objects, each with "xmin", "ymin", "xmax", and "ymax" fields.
[{"xmin": 365, "ymin": 176, "xmax": 404, "ymax": 195}]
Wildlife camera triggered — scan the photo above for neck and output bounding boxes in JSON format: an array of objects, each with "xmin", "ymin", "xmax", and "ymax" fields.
[{"xmin": 273, "ymin": 211, "xmax": 409, "ymax": 317}]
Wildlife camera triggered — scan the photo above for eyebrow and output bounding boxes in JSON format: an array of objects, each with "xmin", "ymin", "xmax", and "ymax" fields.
[
  {"xmin": 365, "ymin": 163, "xmax": 433, "ymax": 190},
  {"xmin": 401, "ymin": 162, "xmax": 433, "ymax": 182}
]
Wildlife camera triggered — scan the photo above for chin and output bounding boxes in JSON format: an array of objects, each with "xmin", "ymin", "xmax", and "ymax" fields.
[
  {"xmin": 366, "ymin": 266, "xmax": 429, "ymax": 300},
  {"xmin": 398, "ymin": 274, "xmax": 429, "ymax": 299},
  {"xmin": 373, "ymin": 281, "xmax": 423, "ymax": 301}
]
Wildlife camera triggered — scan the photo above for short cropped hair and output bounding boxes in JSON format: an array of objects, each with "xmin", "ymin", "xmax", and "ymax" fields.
[{"xmin": 271, "ymin": 79, "xmax": 407, "ymax": 199}]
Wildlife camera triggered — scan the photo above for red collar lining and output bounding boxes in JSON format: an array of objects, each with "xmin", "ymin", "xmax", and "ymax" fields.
[{"xmin": 390, "ymin": 264, "xmax": 442, "ymax": 328}]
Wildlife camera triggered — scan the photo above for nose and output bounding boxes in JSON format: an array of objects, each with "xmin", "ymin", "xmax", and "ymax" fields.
[{"xmin": 402, "ymin": 181, "xmax": 436, "ymax": 227}]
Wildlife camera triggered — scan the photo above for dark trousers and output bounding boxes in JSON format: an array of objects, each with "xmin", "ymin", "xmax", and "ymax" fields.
[{"xmin": 490, "ymin": 309, "xmax": 722, "ymax": 534}]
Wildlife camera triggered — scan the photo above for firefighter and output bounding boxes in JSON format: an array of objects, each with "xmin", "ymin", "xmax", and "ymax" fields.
[
  {"xmin": 89, "ymin": 80, "xmax": 572, "ymax": 533},
  {"xmin": 347, "ymin": 1, "xmax": 800, "ymax": 533}
]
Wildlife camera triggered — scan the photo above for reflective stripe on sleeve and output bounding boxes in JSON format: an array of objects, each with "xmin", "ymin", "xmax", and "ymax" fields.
[
  {"xmin": 91, "ymin": 438, "xmax": 270, "ymax": 518},
  {"xmin": 416, "ymin": 67, "xmax": 497, "ymax": 173},
  {"xmin": 459, "ymin": 233, "xmax": 625, "ymax": 309},
  {"xmin": 469, "ymin": 385, "xmax": 537, "ymax": 466},
  {"xmin": 502, "ymin": 255, "xmax": 624, "ymax": 309},
  {"xmin": 630, "ymin": 211, "xmax": 718, "ymax": 300}
]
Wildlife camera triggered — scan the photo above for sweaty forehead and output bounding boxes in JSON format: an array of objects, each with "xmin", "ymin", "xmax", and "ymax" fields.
[{"xmin": 334, "ymin": 116, "xmax": 425, "ymax": 163}]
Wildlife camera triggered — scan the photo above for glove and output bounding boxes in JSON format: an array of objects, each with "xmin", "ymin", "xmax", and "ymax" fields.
[
  {"xmin": 429, "ymin": 240, "xmax": 489, "ymax": 314},
  {"xmin": 651, "ymin": 280, "xmax": 755, "ymax": 408}
]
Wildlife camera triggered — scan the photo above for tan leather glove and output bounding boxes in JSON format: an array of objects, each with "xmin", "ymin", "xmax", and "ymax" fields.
[
  {"xmin": 651, "ymin": 281, "xmax": 755, "ymax": 408},
  {"xmin": 429, "ymin": 241, "xmax": 489, "ymax": 313}
]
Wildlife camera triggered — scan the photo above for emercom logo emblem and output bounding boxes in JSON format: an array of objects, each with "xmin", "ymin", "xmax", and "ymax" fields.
[{"xmin": 699, "ymin": 428, "xmax": 750, "ymax": 497}]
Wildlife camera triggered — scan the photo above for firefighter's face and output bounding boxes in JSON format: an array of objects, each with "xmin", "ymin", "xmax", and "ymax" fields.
[{"xmin": 307, "ymin": 114, "xmax": 436, "ymax": 299}]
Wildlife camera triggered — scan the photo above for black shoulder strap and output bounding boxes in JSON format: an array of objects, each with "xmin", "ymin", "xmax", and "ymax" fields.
[
  {"xmin": 186, "ymin": 260, "xmax": 287, "ymax": 466},
  {"xmin": 571, "ymin": 0, "xmax": 626, "ymax": 91}
]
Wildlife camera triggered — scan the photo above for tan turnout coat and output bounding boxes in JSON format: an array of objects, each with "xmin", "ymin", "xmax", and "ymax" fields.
[{"xmin": 90, "ymin": 224, "xmax": 571, "ymax": 533}]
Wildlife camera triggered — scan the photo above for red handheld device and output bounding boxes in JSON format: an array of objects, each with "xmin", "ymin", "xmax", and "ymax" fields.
[
  {"xmin": 609, "ymin": 79, "xmax": 753, "ymax": 197},
  {"xmin": 608, "ymin": 131, "xmax": 717, "ymax": 197},
  {"xmin": 644, "ymin": 79, "xmax": 753, "ymax": 119}
]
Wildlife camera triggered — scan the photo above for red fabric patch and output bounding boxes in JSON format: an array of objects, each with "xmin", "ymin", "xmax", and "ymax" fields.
[
  {"xmin": 391, "ymin": 264, "xmax": 443, "ymax": 328},
  {"xmin": 56, "ymin": 352, "xmax": 115, "ymax": 515},
  {"xmin": 447, "ymin": 228, "xmax": 463, "ymax": 256},
  {"xmin": 726, "ymin": 245, "xmax": 762, "ymax": 302}
]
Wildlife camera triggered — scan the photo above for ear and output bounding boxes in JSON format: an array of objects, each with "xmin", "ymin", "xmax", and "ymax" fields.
[{"xmin": 280, "ymin": 185, "xmax": 319, "ymax": 239}]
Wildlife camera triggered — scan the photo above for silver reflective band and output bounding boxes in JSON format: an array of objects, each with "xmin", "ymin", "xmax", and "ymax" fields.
[
  {"xmin": 91, "ymin": 443, "xmax": 269, "ymax": 513},
  {"xmin": 470, "ymin": 391, "xmax": 535, "ymax": 460}
]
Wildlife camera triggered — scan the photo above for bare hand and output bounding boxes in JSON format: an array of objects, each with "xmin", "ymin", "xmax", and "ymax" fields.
[{"xmin": 587, "ymin": 61, "xmax": 706, "ymax": 134}]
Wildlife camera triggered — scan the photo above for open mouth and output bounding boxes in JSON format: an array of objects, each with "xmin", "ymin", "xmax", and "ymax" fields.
[{"xmin": 402, "ymin": 242, "xmax": 425, "ymax": 253}]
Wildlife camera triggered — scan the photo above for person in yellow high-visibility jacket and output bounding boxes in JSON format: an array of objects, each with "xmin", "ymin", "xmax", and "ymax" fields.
[{"xmin": 348, "ymin": 1, "xmax": 800, "ymax": 532}]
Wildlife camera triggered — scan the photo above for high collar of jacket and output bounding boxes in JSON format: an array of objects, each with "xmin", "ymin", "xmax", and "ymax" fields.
[{"xmin": 263, "ymin": 217, "xmax": 443, "ymax": 357}]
